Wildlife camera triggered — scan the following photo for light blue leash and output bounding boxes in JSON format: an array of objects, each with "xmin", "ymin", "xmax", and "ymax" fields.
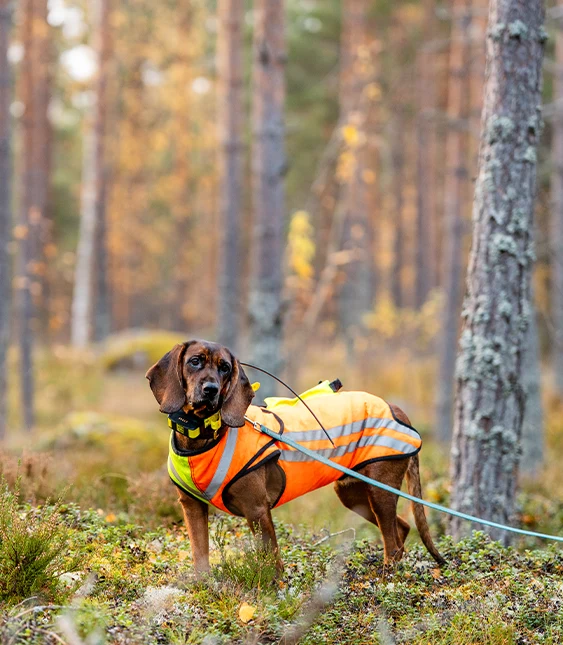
[{"xmin": 247, "ymin": 417, "xmax": 563, "ymax": 544}]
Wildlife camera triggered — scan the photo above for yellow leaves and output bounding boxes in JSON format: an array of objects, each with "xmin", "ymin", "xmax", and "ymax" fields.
[
  {"xmin": 238, "ymin": 602, "xmax": 256, "ymax": 623},
  {"xmin": 336, "ymin": 149, "xmax": 356, "ymax": 183},
  {"xmin": 287, "ymin": 210, "xmax": 315, "ymax": 281},
  {"xmin": 178, "ymin": 550, "xmax": 190, "ymax": 562},
  {"xmin": 342, "ymin": 124, "xmax": 359, "ymax": 147},
  {"xmin": 105, "ymin": 513, "xmax": 117, "ymax": 523}
]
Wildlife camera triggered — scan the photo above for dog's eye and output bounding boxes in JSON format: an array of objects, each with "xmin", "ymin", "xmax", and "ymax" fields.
[
  {"xmin": 189, "ymin": 357, "xmax": 202, "ymax": 367},
  {"xmin": 219, "ymin": 362, "xmax": 231, "ymax": 374}
]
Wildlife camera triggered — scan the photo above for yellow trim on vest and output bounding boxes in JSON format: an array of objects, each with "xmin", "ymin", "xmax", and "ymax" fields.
[{"xmin": 264, "ymin": 380, "xmax": 336, "ymax": 410}]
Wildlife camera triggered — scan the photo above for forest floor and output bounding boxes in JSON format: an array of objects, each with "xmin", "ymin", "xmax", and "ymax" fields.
[
  {"xmin": 1, "ymin": 335, "xmax": 563, "ymax": 644},
  {"xmin": 1, "ymin": 507, "xmax": 563, "ymax": 644}
]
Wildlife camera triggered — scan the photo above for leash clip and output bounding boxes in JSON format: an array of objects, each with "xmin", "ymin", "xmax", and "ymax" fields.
[{"xmin": 245, "ymin": 416, "xmax": 262, "ymax": 433}]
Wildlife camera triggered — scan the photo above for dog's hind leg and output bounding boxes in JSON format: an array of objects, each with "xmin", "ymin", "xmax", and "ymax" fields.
[{"xmin": 334, "ymin": 479, "xmax": 380, "ymax": 527}]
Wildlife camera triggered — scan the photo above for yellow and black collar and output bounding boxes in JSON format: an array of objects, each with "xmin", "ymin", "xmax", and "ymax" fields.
[{"xmin": 168, "ymin": 410, "xmax": 223, "ymax": 439}]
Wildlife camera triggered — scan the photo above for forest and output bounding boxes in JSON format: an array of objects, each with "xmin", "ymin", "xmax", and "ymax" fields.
[{"xmin": 0, "ymin": 0, "xmax": 562, "ymax": 643}]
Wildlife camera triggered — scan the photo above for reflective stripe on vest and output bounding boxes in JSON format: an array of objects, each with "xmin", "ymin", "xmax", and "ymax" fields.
[
  {"xmin": 279, "ymin": 416, "xmax": 419, "ymax": 462},
  {"xmin": 168, "ymin": 428, "xmax": 239, "ymax": 502}
]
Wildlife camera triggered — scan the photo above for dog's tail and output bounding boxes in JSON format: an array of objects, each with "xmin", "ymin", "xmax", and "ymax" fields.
[{"xmin": 406, "ymin": 453, "xmax": 445, "ymax": 565}]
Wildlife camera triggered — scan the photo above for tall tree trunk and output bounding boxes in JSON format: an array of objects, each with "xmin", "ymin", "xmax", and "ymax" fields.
[
  {"xmin": 391, "ymin": 110, "xmax": 405, "ymax": 309},
  {"xmin": 435, "ymin": 0, "xmax": 472, "ymax": 443},
  {"xmin": 449, "ymin": 0, "xmax": 545, "ymax": 543},
  {"xmin": 552, "ymin": 9, "xmax": 563, "ymax": 396},
  {"xmin": 17, "ymin": 0, "xmax": 49, "ymax": 431},
  {"xmin": 415, "ymin": 0, "xmax": 438, "ymax": 308},
  {"xmin": 248, "ymin": 0, "xmax": 286, "ymax": 394},
  {"xmin": 93, "ymin": 0, "xmax": 111, "ymax": 342},
  {"xmin": 71, "ymin": 0, "xmax": 111, "ymax": 347},
  {"xmin": 0, "ymin": 0, "xmax": 12, "ymax": 441},
  {"xmin": 216, "ymin": 0, "xmax": 243, "ymax": 351},
  {"xmin": 338, "ymin": 0, "xmax": 373, "ymax": 350}
]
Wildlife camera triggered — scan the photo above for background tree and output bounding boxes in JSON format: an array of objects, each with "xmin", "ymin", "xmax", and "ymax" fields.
[
  {"xmin": 216, "ymin": 0, "xmax": 244, "ymax": 351},
  {"xmin": 415, "ymin": 0, "xmax": 438, "ymax": 308},
  {"xmin": 435, "ymin": 0, "xmax": 473, "ymax": 443},
  {"xmin": 338, "ymin": 0, "xmax": 373, "ymax": 351},
  {"xmin": 0, "ymin": 0, "xmax": 12, "ymax": 440},
  {"xmin": 17, "ymin": 0, "xmax": 50, "ymax": 431},
  {"xmin": 71, "ymin": 0, "xmax": 112, "ymax": 348},
  {"xmin": 248, "ymin": 0, "xmax": 286, "ymax": 393},
  {"xmin": 552, "ymin": 4, "xmax": 563, "ymax": 396},
  {"xmin": 449, "ymin": 0, "xmax": 546, "ymax": 542}
]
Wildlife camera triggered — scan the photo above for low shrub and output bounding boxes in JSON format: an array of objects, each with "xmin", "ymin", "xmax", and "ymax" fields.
[{"xmin": 0, "ymin": 476, "xmax": 82, "ymax": 604}]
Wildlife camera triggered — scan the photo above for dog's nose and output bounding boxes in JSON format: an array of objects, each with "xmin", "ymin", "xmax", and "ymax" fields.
[{"xmin": 202, "ymin": 382, "xmax": 219, "ymax": 399}]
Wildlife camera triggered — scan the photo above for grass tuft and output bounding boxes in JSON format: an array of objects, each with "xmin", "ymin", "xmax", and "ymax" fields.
[{"xmin": 0, "ymin": 476, "xmax": 82, "ymax": 604}]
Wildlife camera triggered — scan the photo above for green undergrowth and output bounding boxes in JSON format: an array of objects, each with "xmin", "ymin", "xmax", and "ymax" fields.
[{"xmin": 0, "ymin": 499, "xmax": 562, "ymax": 644}]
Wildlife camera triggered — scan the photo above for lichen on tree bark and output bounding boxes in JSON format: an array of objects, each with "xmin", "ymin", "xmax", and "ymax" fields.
[{"xmin": 449, "ymin": 0, "xmax": 546, "ymax": 543}]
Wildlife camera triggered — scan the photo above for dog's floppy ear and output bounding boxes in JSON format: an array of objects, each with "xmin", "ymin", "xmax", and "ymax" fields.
[
  {"xmin": 221, "ymin": 356, "xmax": 255, "ymax": 428},
  {"xmin": 146, "ymin": 343, "xmax": 189, "ymax": 414}
]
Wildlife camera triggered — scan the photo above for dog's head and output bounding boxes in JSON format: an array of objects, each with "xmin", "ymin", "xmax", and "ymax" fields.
[{"xmin": 146, "ymin": 340, "xmax": 255, "ymax": 427}]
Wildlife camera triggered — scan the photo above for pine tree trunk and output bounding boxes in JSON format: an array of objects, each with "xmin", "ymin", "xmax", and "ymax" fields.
[
  {"xmin": 415, "ymin": 0, "xmax": 438, "ymax": 308},
  {"xmin": 17, "ymin": 0, "xmax": 49, "ymax": 431},
  {"xmin": 338, "ymin": 0, "xmax": 373, "ymax": 349},
  {"xmin": 216, "ymin": 0, "xmax": 243, "ymax": 352},
  {"xmin": 0, "ymin": 0, "xmax": 12, "ymax": 441},
  {"xmin": 391, "ymin": 110, "xmax": 405, "ymax": 309},
  {"xmin": 449, "ymin": 0, "xmax": 546, "ymax": 543},
  {"xmin": 93, "ymin": 0, "xmax": 111, "ymax": 342},
  {"xmin": 71, "ymin": 0, "xmax": 111, "ymax": 346},
  {"xmin": 551, "ymin": 12, "xmax": 563, "ymax": 395},
  {"xmin": 248, "ymin": 0, "xmax": 286, "ymax": 392},
  {"xmin": 435, "ymin": 0, "xmax": 472, "ymax": 443}
]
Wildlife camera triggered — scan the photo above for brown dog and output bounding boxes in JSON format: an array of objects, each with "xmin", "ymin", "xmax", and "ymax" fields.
[{"xmin": 146, "ymin": 339, "xmax": 444, "ymax": 575}]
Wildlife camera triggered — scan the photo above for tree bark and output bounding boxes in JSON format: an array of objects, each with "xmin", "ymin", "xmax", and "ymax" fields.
[
  {"xmin": 17, "ymin": 0, "xmax": 49, "ymax": 431},
  {"xmin": 551, "ymin": 11, "xmax": 563, "ymax": 396},
  {"xmin": 449, "ymin": 0, "xmax": 546, "ymax": 543},
  {"xmin": 338, "ymin": 0, "xmax": 373, "ymax": 349},
  {"xmin": 391, "ymin": 110, "xmax": 405, "ymax": 309},
  {"xmin": 415, "ymin": 0, "xmax": 438, "ymax": 308},
  {"xmin": 93, "ymin": 0, "xmax": 111, "ymax": 342},
  {"xmin": 216, "ymin": 0, "xmax": 244, "ymax": 352},
  {"xmin": 0, "ymin": 0, "xmax": 12, "ymax": 441},
  {"xmin": 71, "ymin": 0, "xmax": 111, "ymax": 347},
  {"xmin": 248, "ymin": 0, "xmax": 286, "ymax": 393},
  {"xmin": 435, "ymin": 0, "xmax": 473, "ymax": 443}
]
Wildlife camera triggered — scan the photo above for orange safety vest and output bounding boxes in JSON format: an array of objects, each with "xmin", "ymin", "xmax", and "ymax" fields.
[{"xmin": 168, "ymin": 390, "xmax": 421, "ymax": 516}]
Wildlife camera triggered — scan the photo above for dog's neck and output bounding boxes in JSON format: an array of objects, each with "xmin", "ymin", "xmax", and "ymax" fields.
[
  {"xmin": 170, "ymin": 407, "xmax": 228, "ymax": 452},
  {"xmin": 173, "ymin": 427, "xmax": 228, "ymax": 452}
]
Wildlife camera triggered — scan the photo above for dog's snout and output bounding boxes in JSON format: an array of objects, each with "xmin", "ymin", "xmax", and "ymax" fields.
[{"xmin": 202, "ymin": 382, "xmax": 219, "ymax": 399}]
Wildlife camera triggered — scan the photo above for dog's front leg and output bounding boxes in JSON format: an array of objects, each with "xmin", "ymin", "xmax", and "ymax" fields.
[
  {"xmin": 245, "ymin": 505, "xmax": 284, "ymax": 574},
  {"xmin": 177, "ymin": 489, "xmax": 210, "ymax": 575}
]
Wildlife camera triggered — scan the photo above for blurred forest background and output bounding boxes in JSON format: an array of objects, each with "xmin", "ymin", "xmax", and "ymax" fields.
[{"xmin": 0, "ymin": 0, "xmax": 558, "ymax": 537}]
